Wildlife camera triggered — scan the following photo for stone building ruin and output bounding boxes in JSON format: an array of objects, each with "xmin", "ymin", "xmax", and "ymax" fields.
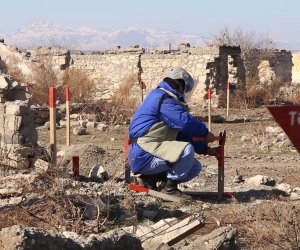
[
  {"xmin": 0, "ymin": 39, "xmax": 296, "ymax": 105},
  {"xmin": 0, "ymin": 74, "xmax": 37, "ymax": 169},
  {"xmin": 0, "ymin": 38, "xmax": 298, "ymax": 169}
]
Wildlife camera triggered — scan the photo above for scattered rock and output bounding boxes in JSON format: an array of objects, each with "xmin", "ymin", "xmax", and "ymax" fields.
[
  {"xmin": 89, "ymin": 164, "xmax": 109, "ymax": 182},
  {"xmin": 34, "ymin": 158, "xmax": 50, "ymax": 174},
  {"xmin": 73, "ymin": 126, "xmax": 87, "ymax": 135},
  {"xmin": 246, "ymin": 175, "xmax": 276, "ymax": 186},
  {"xmin": 183, "ymin": 226, "xmax": 240, "ymax": 250},
  {"xmin": 97, "ymin": 122, "xmax": 108, "ymax": 131},
  {"xmin": 233, "ymin": 175, "xmax": 245, "ymax": 183},
  {"xmin": 142, "ymin": 210, "xmax": 158, "ymax": 220}
]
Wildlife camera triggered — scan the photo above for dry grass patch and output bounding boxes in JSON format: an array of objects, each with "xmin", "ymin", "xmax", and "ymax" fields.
[
  {"xmin": 31, "ymin": 61, "xmax": 59, "ymax": 105},
  {"xmin": 62, "ymin": 68, "xmax": 96, "ymax": 103},
  {"xmin": 221, "ymin": 201, "xmax": 300, "ymax": 249}
]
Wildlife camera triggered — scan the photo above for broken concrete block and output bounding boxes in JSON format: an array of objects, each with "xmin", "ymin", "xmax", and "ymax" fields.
[{"xmin": 34, "ymin": 158, "xmax": 50, "ymax": 173}]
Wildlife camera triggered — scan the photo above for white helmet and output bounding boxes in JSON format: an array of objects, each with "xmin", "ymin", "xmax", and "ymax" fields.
[{"xmin": 165, "ymin": 67, "xmax": 197, "ymax": 101}]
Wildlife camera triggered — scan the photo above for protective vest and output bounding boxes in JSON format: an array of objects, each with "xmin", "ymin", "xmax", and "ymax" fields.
[{"xmin": 136, "ymin": 88, "xmax": 189, "ymax": 163}]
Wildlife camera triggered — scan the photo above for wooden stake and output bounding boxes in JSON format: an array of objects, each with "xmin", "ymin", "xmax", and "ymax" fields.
[
  {"xmin": 208, "ymin": 88, "xmax": 212, "ymax": 131},
  {"xmin": 66, "ymin": 87, "xmax": 70, "ymax": 146},
  {"xmin": 49, "ymin": 87, "xmax": 57, "ymax": 164},
  {"xmin": 226, "ymin": 82, "xmax": 230, "ymax": 117}
]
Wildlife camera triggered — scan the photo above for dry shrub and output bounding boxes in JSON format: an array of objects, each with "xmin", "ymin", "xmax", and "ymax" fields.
[
  {"xmin": 111, "ymin": 73, "xmax": 140, "ymax": 110},
  {"xmin": 31, "ymin": 61, "xmax": 59, "ymax": 105},
  {"xmin": 6, "ymin": 61, "xmax": 26, "ymax": 83},
  {"xmin": 222, "ymin": 202, "xmax": 300, "ymax": 249},
  {"xmin": 62, "ymin": 68, "xmax": 96, "ymax": 103},
  {"xmin": 242, "ymin": 202, "xmax": 299, "ymax": 249},
  {"xmin": 218, "ymin": 77, "xmax": 286, "ymax": 109},
  {"xmin": 69, "ymin": 73, "xmax": 140, "ymax": 125}
]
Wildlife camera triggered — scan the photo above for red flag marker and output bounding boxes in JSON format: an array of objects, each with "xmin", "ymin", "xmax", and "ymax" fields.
[{"xmin": 267, "ymin": 105, "xmax": 300, "ymax": 153}]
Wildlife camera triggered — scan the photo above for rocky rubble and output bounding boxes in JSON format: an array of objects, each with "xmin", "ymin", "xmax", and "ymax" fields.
[
  {"xmin": 0, "ymin": 225, "xmax": 142, "ymax": 250},
  {"xmin": 0, "ymin": 73, "xmax": 40, "ymax": 169}
]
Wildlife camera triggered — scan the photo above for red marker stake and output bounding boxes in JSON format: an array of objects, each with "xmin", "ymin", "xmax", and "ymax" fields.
[
  {"xmin": 49, "ymin": 87, "xmax": 57, "ymax": 164},
  {"xmin": 72, "ymin": 156, "xmax": 80, "ymax": 178},
  {"xmin": 66, "ymin": 87, "xmax": 70, "ymax": 146}
]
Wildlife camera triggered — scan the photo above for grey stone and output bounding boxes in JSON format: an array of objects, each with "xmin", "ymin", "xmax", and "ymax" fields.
[
  {"xmin": 73, "ymin": 126, "xmax": 87, "ymax": 135},
  {"xmin": 184, "ymin": 226, "xmax": 240, "ymax": 250},
  {"xmin": 246, "ymin": 175, "xmax": 276, "ymax": 186},
  {"xmin": 89, "ymin": 164, "xmax": 109, "ymax": 182}
]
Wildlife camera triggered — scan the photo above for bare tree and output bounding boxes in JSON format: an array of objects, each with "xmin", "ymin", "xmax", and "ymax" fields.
[{"xmin": 207, "ymin": 25, "xmax": 275, "ymax": 52}]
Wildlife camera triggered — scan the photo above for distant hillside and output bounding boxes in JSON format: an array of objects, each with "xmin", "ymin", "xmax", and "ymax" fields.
[{"xmin": 0, "ymin": 21, "xmax": 207, "ymax": 51}]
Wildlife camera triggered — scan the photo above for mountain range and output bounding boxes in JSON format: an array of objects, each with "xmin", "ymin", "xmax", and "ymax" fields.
[
  {"xmin": 0, "ymin": 21, "xmax": 207, "ymax": 51},
  {"xmin": 0, "ymin": 21, "xmax": 299, "ymax": 51}
]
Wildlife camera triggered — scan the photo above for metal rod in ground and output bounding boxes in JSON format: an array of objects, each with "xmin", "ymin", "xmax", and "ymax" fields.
[
  {"xmin": 49, "ymin": 87, "xmax": 57, "ymax": 164},
  {"xmin": 124, "ymin": 139, "xmax": 131, "ymax": 184},
  {"xmin": 65, "ymin": 87, "xmax": 70, "ymax": 146},
  {"xmin": 217, "ymin": 131, "xmax": 225, "ymax": 201},
  {"xmin": 226, "ymin": 82, "xmax": 230, "ymax": 117},
  {"xmin": 208, "ymin": 88, "xmax": 212, "ymax": 131}
]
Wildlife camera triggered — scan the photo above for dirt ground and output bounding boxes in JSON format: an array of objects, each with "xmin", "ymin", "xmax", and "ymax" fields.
[
  {"xmin": 1, "ymin": 106, "xmax": 300, "ymax": 249},
  {"xmin": 38, "ymin": 106, "xmax": 300, "ymax": 180}
]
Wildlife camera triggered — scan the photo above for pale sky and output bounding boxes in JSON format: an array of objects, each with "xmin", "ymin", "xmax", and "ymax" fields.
[{"xmin": 0, "ymin": 0, "xmax": 299, "ymax": 48}]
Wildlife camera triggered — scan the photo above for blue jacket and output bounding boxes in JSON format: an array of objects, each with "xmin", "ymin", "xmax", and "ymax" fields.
[{"xmin": 128, "ymin": 81, "xmax": 208, "ymax": 173}]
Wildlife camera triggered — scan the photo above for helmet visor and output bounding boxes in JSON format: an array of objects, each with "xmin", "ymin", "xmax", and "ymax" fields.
[{"xmin": 184, "ymin": 79, "xmax": 198, "ymax": 102}]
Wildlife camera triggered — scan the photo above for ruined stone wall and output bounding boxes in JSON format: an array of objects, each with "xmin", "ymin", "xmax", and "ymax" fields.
[
  {"xmin": 69, "ymin": 46, "xmax": 244, "ymax": 102},
  {"xmin": 0, "ymin": 74, "xmax": 37, "ymax": 169},
  {"xmin": 245, "ymin": 49, "xmax": 292, "ymax": 86},
  {"xmin": 0, "ymin": 40, "xmax": 296, "ymax": 103},
  {"xmin": 292, "ymin": 51, "xmax": 300, "ymax": 83},
  {"xmin": 70, "ymin": 52, "xmax": 141, "ymax": 100}
]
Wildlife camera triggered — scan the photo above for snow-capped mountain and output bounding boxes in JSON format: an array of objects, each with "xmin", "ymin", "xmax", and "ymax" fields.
[{"xmin": 0, "ymin": 21, "xmax": 207, "ymax": 51}]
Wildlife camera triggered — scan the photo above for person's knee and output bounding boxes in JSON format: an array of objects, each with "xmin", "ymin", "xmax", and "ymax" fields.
[{"xmin": 184, "ymin": 143, "xmax": 194, "ymax": 154}]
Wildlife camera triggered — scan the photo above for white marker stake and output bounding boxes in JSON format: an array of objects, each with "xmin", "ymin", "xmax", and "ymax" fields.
[
  {"xmin": 208, "ymin": 88, "xmax": 212, "ymax": 131},
  {"xmin": 226, "ymin": 82, "xmax": 230, "ymax": 117}
]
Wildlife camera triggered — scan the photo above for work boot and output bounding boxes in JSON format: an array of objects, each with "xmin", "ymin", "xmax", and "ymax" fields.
[
  {"xmin": 161, "ymin": 179, "xmax": 192, "ymax": 200},
  {"xmin": 137, "ymin": 173, "xmax": 167, "ymax": 191}
]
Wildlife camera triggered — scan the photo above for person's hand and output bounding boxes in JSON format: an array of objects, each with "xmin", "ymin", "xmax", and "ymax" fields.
[
  {"xmin": 206, "ymin": 147, "xmax": 219, "ymax": 158},
  {"xmin": 206, "ymin": 132, "xmax": 219, "ymax": 143}
]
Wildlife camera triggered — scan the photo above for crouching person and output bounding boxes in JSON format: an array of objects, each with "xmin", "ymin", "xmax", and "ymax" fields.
[{"xmin": 128, "ymin": 67, "xmax": 218, "ymax": 199}]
